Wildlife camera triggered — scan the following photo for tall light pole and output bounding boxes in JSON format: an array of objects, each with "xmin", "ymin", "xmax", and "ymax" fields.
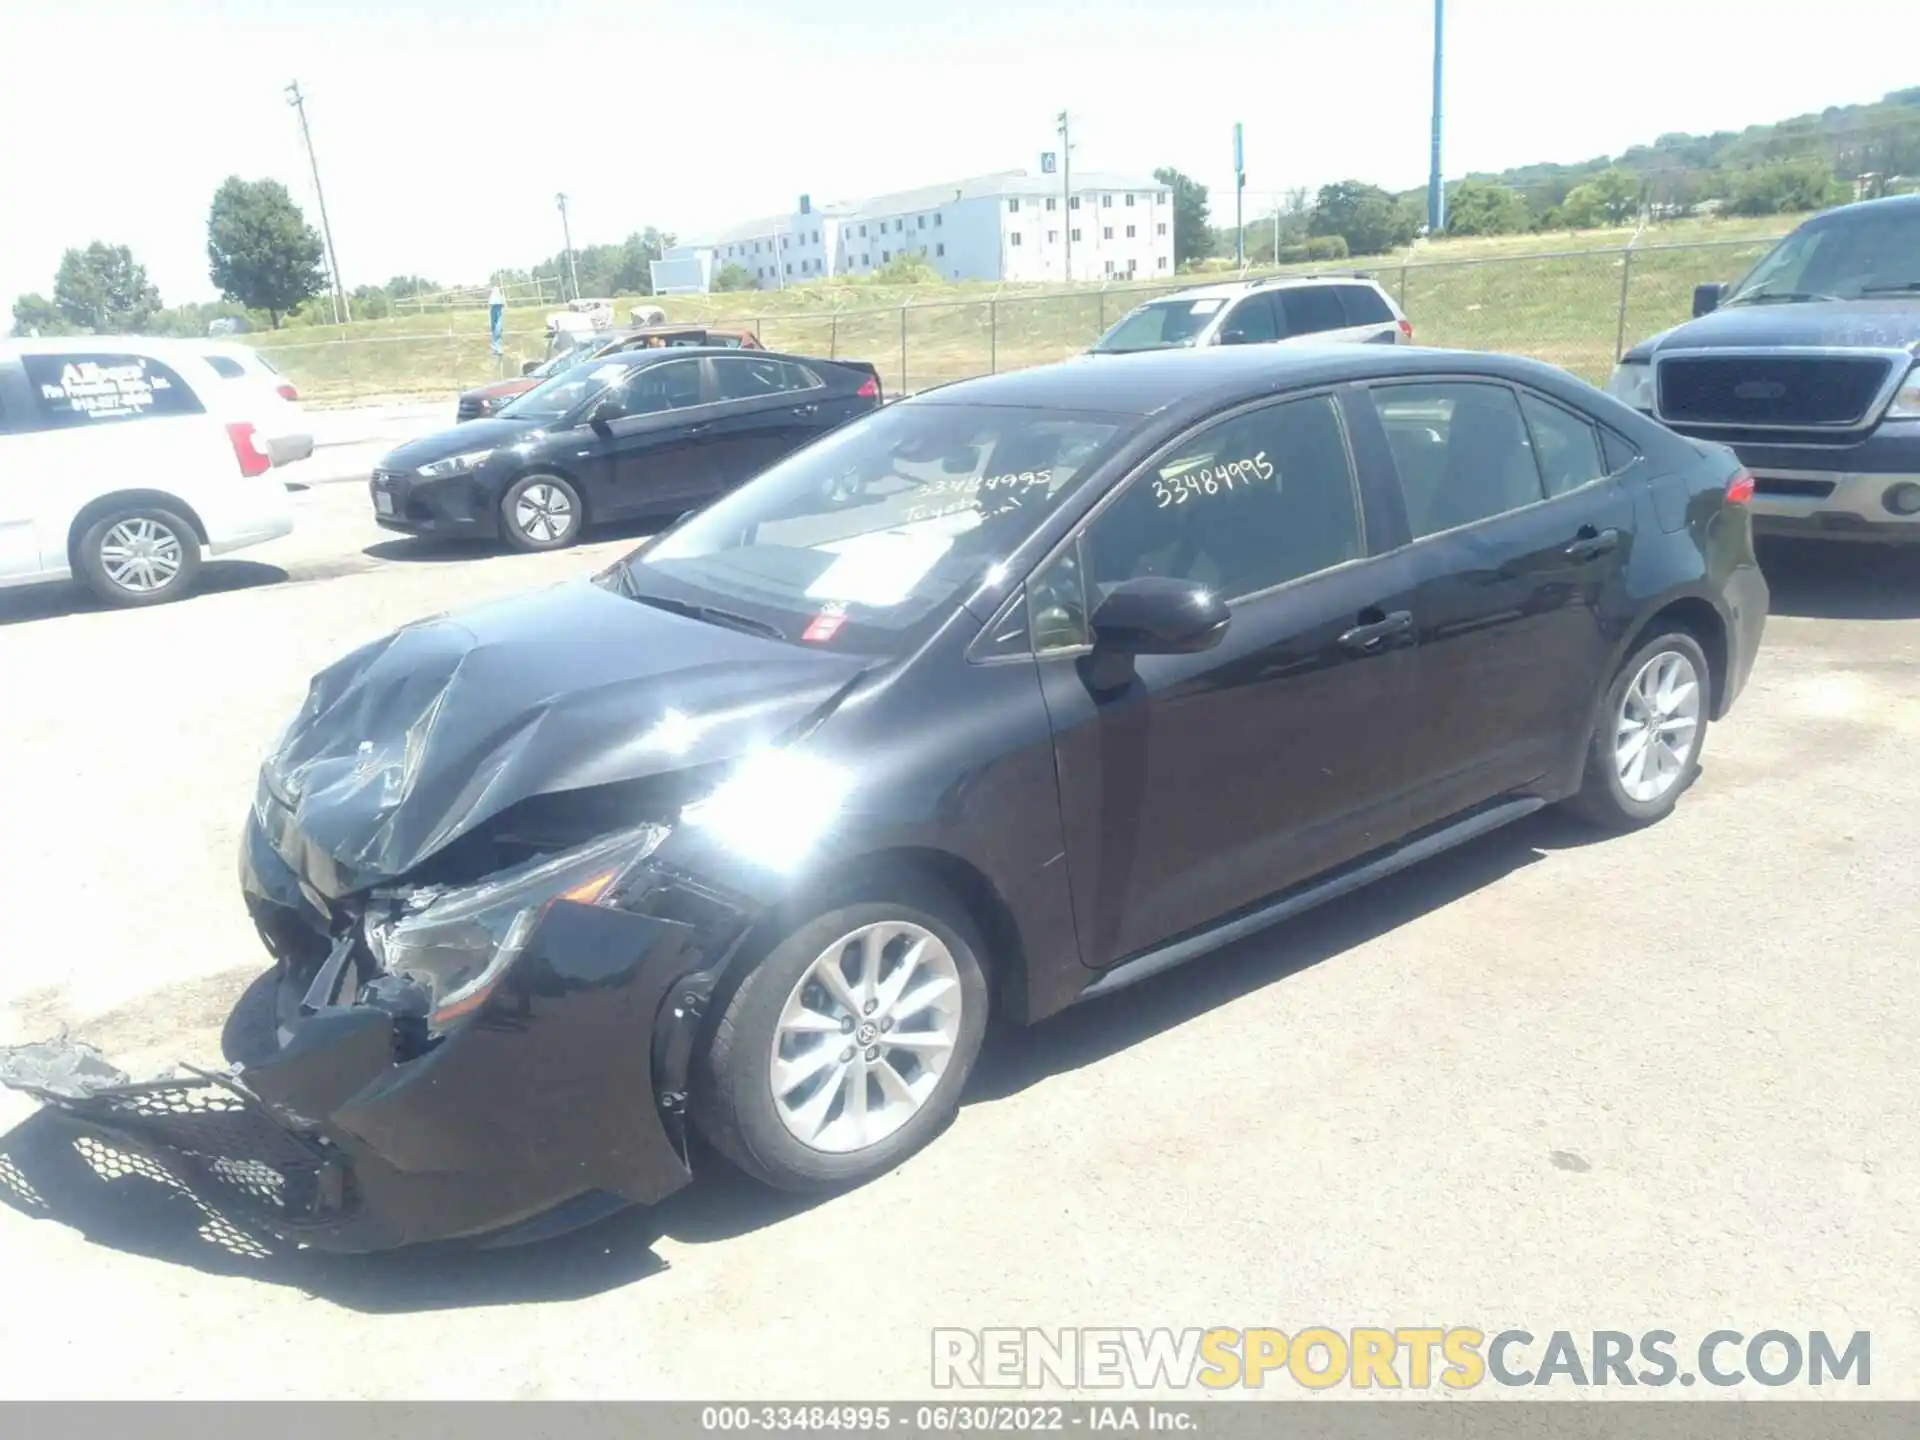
[
  {"xmin": 555, "ymin": 193, "xmax": 580, "ymax": 301},
  {"xmin": 1233, "ymin": 123, "xmax": 1246, "ymax": 268},
  {"xmin": 1427, "ymin": 0, "xmax": 1447, "ymax": 236},
  {"xmin": 1057, "ymin": 110, "xmax": 1074, "ymax": 283},
  {"xmin": 286, "ymin": 81, "xmax": 349, "ymax": 324}
]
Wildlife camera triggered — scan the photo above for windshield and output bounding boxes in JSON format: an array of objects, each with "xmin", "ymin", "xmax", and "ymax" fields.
[
  {"xmin": 530, "ymin": 342, "xmax": 605, "ymax": 379},
  {"xmin": 1091, "ymin": 297, "xmax": 1226, "ymax": 353},
  {"xmin": 497, "ymin": 356, "xmax": 635, "ymax": 422},
  {"xmin": 1726, "ymin": 205, "xmax": 1920, "ymax": 305},
  {"xmin": 603, "ymin": 401, "xmax": 1128, "ymax": 654}
]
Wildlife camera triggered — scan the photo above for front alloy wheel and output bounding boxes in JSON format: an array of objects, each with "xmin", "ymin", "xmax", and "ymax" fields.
[
  {"xmin": 693, "ymin": 882, "xmax": 990, "ymax": 1192},
  {"xmin": 500, "ymin": 473, "xmax": 583, "ymax": 552}
]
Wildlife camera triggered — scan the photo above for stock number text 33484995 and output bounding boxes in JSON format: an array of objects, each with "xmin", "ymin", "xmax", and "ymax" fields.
[{"xmin": 1151, "ymin": 452, "xmax": 1274, "ymax": 508}]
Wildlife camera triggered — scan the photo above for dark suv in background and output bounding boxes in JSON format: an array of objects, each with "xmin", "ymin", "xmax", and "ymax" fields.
[{"xmin": 1609, "ymin": 192, "xmax": 1920, "ymax": 543}]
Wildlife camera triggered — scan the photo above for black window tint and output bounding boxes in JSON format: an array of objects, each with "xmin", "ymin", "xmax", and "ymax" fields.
[
  {"xmin": 205, "ymin": 355, "xmax": 247, "ymax": 379},
  {"xmin": 1601, "ymin": 427, "xmax": 1639, "ymax": 474},
  {"xmin": 1275, "ymin": 286, "xmax": 1348, "ymax": 336},
  {"xmin": 1373, "ymin": 382, "xmax": 1546, "ymax": 538},
  {"xmin": 20, "ymin": 353, "xmax": 205, "ymax": 430},
  {"xmin": 1518, "ymin": 392, "xmax": 1606, "ymax": 496},
  {"xmin": 1218, "ymin": 296, "xmax": 1277, "ymax": 344},
  {"xmin": 713, "ymin": 357, "xmax": 818, "ymax": 401},
  {"xmin": 1336, "ymin": 285, "xmax": 1393, "ymax": 325},
  {"xmin": 1028, "ymin": 538, "xmax": 1090, "ymax": 652},
  {"xmin": 614, "ymin": 359, "xmax": 703, "ymax": 417},
  {"xmin": 1078, "ymin": 394, "xmax": 1363, "ymax": 605}
]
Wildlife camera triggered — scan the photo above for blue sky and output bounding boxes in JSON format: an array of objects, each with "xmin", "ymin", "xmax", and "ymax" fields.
[{"xmin": 0, "ymin": 0, "xmax": 1910, "ymax": 308}]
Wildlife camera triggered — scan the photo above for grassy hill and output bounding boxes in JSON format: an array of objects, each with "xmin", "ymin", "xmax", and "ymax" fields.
[{"xmin": 248, "ymin": 213, "xmax": 1793, "ymax": 405}]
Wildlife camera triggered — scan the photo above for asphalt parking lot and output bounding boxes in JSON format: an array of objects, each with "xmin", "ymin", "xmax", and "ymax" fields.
[{"xmin": 1, "ymin": 480, "xmax": 1917, "ymax": 1400}]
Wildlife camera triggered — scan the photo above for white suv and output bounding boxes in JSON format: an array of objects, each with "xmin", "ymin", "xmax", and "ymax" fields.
[
  {"xmin": 1091, "ymin": 274, "xmax": 1413, "ymax": 354},
  {"xmin": 0, "ymin": 337, "xmax": 297, "ymax": 607}
]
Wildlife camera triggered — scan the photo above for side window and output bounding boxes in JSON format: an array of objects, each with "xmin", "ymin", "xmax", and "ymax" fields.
[
  {"xmin": 19, "ymin": 353, "xmax": 206, "ymax": 430},
  {"xmin": 1336, "ymin": 285, "xmax": 1394, "ymax": 325},
  {"xmin": 713, "ymin": 357, "xmax": 820, "ymax": 401},
  {"xmin": 1217, "ymin": 296, "xmax": 1277, "ymax": 345},
  {"xmin": 613, "ymin": 360, "xmax": 704, "ymax": 417},
  {"xmin": 1275, "ymin": 286, "xmax": 1348, "ymax": 337},
  {"xmin": 1600, "ymin": 427, "xmax": 1640, "ymax": 475},
  {"xmin": 1518, "ymin": 392, "xmax": 1606, "ymax": 496},
  {"xmin": 204, "ymin": 355, "xmax": 247, "ymax": 379},
  {"xmin": 1030, "ymin": 394, "xmax": 1364, "ymax": 649},
  {"xmin": 1373, "ymin": 382, "xmax": 1546, "ymax": 538}
]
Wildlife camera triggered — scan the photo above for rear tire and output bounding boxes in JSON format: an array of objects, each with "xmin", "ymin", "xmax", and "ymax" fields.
[
  {"xmin": 1563, "ymin": 629, "xmax": 1711, "ymax": 831},
  {"xmin": 499, "ymin": 472, "xmax": 583, "ymax": 552},
  {"xmin": 75, "ymin": 505, "xmax": 202, "ymax": 607},
  {"xmin": 691, "ymin": 876, "xmax": 990, "ymax": 1193}
]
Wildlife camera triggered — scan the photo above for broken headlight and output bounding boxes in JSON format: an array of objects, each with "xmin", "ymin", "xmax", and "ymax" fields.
[{"xmin": 366, "ymin": 824, "xmax": 668, "ymax": 1033}]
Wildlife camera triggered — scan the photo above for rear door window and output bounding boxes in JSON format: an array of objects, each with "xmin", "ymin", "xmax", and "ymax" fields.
[
  {"xmin": 1218, "ymin": 295, "xmax": 1278, "ymax": 344},
  {"xmin": 1371, "ymin": 382, "xmax": 1546, "ymax": 538},
  {"xmin": 1336, "ymin": 285, "xmax": 1394, "ymax": 325},
  {"xmin": 712, "ymin": 356, "xmax": 822, "ymax": 401},
  {"xmin": 19, "ymin": 353, "xmax": 206, "ymax": 430},
  {"xmin": 1275, "ymin": 286, "xmax": 1350, "ymax": 337}
]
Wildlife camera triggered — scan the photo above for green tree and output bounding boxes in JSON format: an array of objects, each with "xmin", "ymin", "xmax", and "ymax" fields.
[
  {"xmin": 206, "ymin": 177, "xmax": 328, "ymax": 327},
  {"xmin": 1559, "ymin": 168, "xmax": 1642, "ymax": 228},
  {"xmin": 1153, "ymin": 166, "xmax": 1213, "ymax": 268},
  {"xmin": 1726, "ymin": 158, "xmax": 1850, "ymax": 215},
  {"xmin": 52, "ymin": 242, "xmax": 162, "ymax": 332},
  {"xmin": 10, "ymin": 292, "xmax": 75, "ymax": 337},
  {"xmin": 1308, "ymin": 181, "xmax": 1419, "ymax": 255},
  {"xmin": 1443, "ymin": 180, "xmax": 1533, "ymax": 236},
  {"xmin": 712, "ymin": 263, "xmax": 757, "ymax": 292}
]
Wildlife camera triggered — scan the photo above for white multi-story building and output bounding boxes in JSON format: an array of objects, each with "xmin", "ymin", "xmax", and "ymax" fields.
[{"xmin": 663, "ymin": 170, "xmax": 1175, "ymax": 292}]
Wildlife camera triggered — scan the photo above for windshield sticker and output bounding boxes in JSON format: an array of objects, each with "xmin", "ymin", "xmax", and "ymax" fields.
[
  {"xmin": 805, "ymin": 529, "xmax": 955, "ymax": 607},
  {"xmin": 1152, "ymin": 451, "xmax": 1275, "ymax": 508},
  {"xmin": 802, "ymin": 611, "xmax": 847, "ymax": 643},
  {"xmin": 40, "ymin": 360, "xmax": 166, "ymax": 419},
  {"xmin": 1188, "ymin": 299, "xmax": 1226, "ymax": 315}
]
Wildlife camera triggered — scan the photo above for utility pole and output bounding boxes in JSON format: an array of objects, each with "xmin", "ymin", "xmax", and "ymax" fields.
[
  {"xmin": 556, "ymin": 193, "xmax": 580, "ymax": 301},
  {"xmin": 1233, "ymin": 123, "xmax": 1246, "ymax": 268},
  {"xmin": 1057, "ymin": 110, "xmax": 1073, "ymax": 283},
  {"xmin": 285, "ymin": 81, "xmax": 349, "ymax": 324},
  {"xmin": 1427, "ymin": 0, "xmax": 1447, "ymax": 236}
]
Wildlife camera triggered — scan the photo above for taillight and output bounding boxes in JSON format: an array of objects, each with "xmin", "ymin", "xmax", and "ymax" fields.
[
  {"xmin": 1725, "ymin": 470, "xmax": 1755, "ymax": 505},
  {"xmin": 276, "ymin": 382, "xmax": 300, "ymax": 402},
  {"xmin": 227, "ymin": 421, "xmax": 272, "ymax": 477},
  {"xmin": 856, "ymin": 375, "xmax": 880, "ymax": 400},
  {"xmin": 1398, "ymin": 318, "xmax": 1414, "ymax": 341}
]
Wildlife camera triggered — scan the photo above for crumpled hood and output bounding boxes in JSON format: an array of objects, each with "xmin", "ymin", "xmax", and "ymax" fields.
[
  {"xmin": 1627, "ymin": 301, "xmax": 1920, "ymax": 360},
  {"xmin": 263, "ymin": 578, "xmax": 869, "ymax": 894}
]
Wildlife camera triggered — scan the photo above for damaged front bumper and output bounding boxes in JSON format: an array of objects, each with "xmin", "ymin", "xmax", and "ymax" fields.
[{"xmin": 0, "ymin": 819, "xmax": 751, "ymax": 1254}]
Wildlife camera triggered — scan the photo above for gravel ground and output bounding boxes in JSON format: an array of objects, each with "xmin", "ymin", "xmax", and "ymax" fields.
[{"xmin": 0, "ymin": 484, "xmax": 1916, "ymax": 1400}]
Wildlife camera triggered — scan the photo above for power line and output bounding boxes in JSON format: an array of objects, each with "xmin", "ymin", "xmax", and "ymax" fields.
[{"xmin": 285, "ymin": 81, "xmax": 349, "ymax": 325}]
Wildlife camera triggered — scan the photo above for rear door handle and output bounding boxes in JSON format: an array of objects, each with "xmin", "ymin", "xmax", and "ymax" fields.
[
  {"xmin": 1564, "ymin": 526, "xmax": 1620, "ymax": 562},
  {"xmin": 1338, "ymin": 609, "xmax": 1413, "ymax": 655},
  {"xmin": 792, "ymin": 402, "xmax": 820, "ymax": 416}
]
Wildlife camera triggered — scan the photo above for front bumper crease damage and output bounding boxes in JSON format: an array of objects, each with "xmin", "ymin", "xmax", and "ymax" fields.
[{"xmin": 0, "ymin": 902, "xmax": 719, "ymax": 1255}]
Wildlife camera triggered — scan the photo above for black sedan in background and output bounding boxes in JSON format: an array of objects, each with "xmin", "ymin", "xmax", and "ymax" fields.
[
  {"xmin": 371, "ymin": 347, "xmax": 883, "ymax": 551},
  {"xmin": 2, "ymin": 344, "xmax": 1766, "ymax": 1253}
]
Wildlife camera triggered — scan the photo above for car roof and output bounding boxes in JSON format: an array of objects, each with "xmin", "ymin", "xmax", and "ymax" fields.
[
  {"xmin": 905, "ymin": 345, "xmax": 1592, "ymax": 418},
  {"xmin": 1135, "ymin": 274, "xmax": 1387, "ymax": 304},
  {"xmin": 583, "ymin": 345, "xmax": 827, "ymax": 367},
  {"xmin": 0, "ymin": 334, "xmax": 218, "ymax": 360}
]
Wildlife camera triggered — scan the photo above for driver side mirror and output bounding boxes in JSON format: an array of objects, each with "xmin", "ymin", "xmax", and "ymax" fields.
[
  {"xmin": 1078, "ymin": 577, "xmax": 1231, "ymax": 693},
  {"xmin": 1692, "ymin": 282, "xmax": 1728, "ymax": 318},
  {"xmin": 521, "ymin": 360, "xmax": 540, "ymax": 375},
  {"xmin": 588, "ymin": 395, "xmax": 623, "ymax": 430}
]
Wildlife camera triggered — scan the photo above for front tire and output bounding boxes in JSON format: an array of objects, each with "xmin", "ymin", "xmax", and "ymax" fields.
[
  {"xmin": 692, "ymin": 878, "xmax": 990, "ymax": 1193},
  {"xmin": 1564, "ymin": 629, "xmax": 1711, "ymax": 831},
  {"xmin": 499, "ymin": 472, "xmax": 583, "ymax": 552},
  {"xmin": 76, "ymin": 505, "xmax": 202, "ymax": 607}
]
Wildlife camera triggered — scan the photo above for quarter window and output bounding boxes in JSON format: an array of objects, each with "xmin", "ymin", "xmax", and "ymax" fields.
[
  {"xmin": 1372, "ymin": 382, "xmax": 1547, "ymax": 537},
  {"xmin": 204, "ymin": 355, "xmax": 247, "ymax": 379},
  {"xmin": 1336, "ymin": 286, "xmax": 1395, "ymax": 325},
  {"xmin": 1030, "ymin": 394, "xmax": 1364, "ymax": 649},
  {"xmin": 1518, "ymin": 392, "xmax": 1606, "ymax": 496},
  {"xmin": 19, "ymin": 353, "xmax": 205, "ymax": 430},
  {"xmin": 1275, "ymin": 286, "xmax": 1348, "ymax": 336},
  {"xmin": 713, "ymin": 357, "xmax": 820, "ymax": 401}
]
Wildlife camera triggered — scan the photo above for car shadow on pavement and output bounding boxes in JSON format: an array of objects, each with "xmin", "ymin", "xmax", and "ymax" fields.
[
  {"xmin": 0, "ymin": 805, "xmax": 1610, "ymax": 1308},
  {"xmin": 1756, "ymin": 538, "xmax": 1920, "ymax": 620},
  {"xmin": 0, "ymin": 562, "xmax": 292, "ymax": 628}
]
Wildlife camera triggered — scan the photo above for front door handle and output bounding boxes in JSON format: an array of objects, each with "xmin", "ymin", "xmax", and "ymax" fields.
[
  {"xmin": 1564, "ymin": 526, "xmax": 1620, "ymax": 562},
  {"xmin": 1338, "ymin": 609, "xmax": 1413, "ymax": 655},
  {"xmin": 792, "ymin": 403, "xmax": 820, "ymax": 417}
]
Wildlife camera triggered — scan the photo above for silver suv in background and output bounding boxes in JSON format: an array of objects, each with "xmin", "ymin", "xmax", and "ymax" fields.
[{"xmin": 1091, "ymin": 275, "xmax": 1413, "ymax": 355}]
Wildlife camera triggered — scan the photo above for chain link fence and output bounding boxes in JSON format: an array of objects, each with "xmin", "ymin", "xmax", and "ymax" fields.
[{"xmin": 251, "ymin": 235, "xmax": 1784, "ymax": 408}]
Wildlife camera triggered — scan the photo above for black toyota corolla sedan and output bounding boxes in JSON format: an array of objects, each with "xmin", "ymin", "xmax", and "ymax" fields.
[
  {"xmin": 0, "ymin": 345, "xmax": 1767, "ymax": 1252},
  {"xmin": 370, "ymin": 346, "xmax": 883, "ymax": 552}
]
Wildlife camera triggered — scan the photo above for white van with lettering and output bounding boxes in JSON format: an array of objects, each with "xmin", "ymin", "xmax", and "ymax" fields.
[{"xmin": 0, "ymin": 336, "xmax": 297, "ymax": 607}]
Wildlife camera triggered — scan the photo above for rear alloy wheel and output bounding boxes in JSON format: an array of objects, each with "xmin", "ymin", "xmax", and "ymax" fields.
[
  {"xmin": 693, "ymin": 882, "xmax": 990, "ymax": 1192},
  {"xmin": 500, "ymin": 473, "xmax": 583, "ymax": 552},
  {"xmin": 1565, "ymin": 629, "xmax": 1710, "ymax": 831},
  {"xmin": 76, "ymin": 506, "xmax": 202, "ymax": 607}
]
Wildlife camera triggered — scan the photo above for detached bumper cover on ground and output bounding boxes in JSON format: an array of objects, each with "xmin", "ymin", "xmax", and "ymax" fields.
[{"xmin": 0, "ymin": 899, "xmax": 720, "ymax": 1254}]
